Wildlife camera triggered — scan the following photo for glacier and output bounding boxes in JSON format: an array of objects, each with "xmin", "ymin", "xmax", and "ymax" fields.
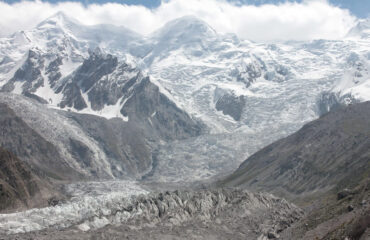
[{"xmin": 1, "ymin": 13, "xmax": 370, "ymax": 182}]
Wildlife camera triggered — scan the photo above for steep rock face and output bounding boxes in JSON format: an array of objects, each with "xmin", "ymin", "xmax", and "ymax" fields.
[
  {"xmin": 57, "ymin": 49, "xmax": 125, "ymax": 111},
  {"xmin": 215, "ymin": 92, "xmax": 245, "ymax": 121},
  {"xmin": 1, "ymin": 189, "xmax": 303, "ymax": 239},
  {"xmin": 56, "ymin": 49, "xmax": 141, "ymax": 112},
  {"xmin": 1, "ymin": 49, "xmax": 44, "ymax": 93},
  {"xmin": 0, "ymin": 147, "xmax": 55, "ymax": 212},
  {"xmin": 0, "ymin": 103, "xmax": 81, "ymax": 180},
  {"xmin": 86, "ymin": 62, "xmax": 140, "ymax": 111},
  {"xmin": 67, "ymin": 113, "xmax": 153, "ymax": 178},
  {"xmin": 221, "ymin": 102, "xmax": 370, "ymax": 199},
  {"xmin": 121, "ymin": 77, "xmax": 204, "ymax": 141}
]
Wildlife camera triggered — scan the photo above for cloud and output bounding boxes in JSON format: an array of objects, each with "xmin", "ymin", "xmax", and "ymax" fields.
[{"xmin": 0, "ymin": 0, "xmax": 357, "ymax": 42}]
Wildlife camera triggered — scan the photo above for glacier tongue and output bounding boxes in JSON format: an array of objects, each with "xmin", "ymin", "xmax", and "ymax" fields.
[
  {"xmin": 0, "ymin": 186, "xmax": 303, "ymax": 238},
  {"xmin": 0, "ymin": 180, "xmax": 148, "ymax": 235}
]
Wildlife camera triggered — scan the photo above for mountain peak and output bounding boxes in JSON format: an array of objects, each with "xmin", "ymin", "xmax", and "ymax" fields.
[
  {"xmin": 36, "ymin": 11, "xmax": 77, "ymax": 30},
  {"xmin": 346, "ymin": 18, "xmax": 370, "ymax": 39},
  {"xmin": 152, "ymin": 15, "xmax": 217, "ymax": 40}
]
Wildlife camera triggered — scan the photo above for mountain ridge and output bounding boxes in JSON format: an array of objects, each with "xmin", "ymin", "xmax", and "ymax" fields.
[{"xmin": 219, "ymin": 101, "xmax": 370, "ymax": 200}]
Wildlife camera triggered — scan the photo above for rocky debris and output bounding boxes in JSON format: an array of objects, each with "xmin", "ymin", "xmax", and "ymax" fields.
[
  {"xmin": 220, "ymin": 102, "xmax": 370, "ymax": 200},
  {"xmin": 267, "ymin": 231, "xmax": 279, "ymax": 239},
  {"xmin": 281, "ymin": 178, "xmax": 370, "ymax": 240},
  {"xmin": 338, "ymin": 188, "xmax": 354, "ymax": 200},
  {"xmin": 47, "ymin": 196, "xmax": 66, "ymax": 207},
  {"xmin": 23, "ymin": 91, "xmax": 48, "ymax": 104},
  {"xmin": 215, "ymin": 92, "xmax": 245, "ymax": 121},
  {"xmin": 2, "ymin": 189, "xmax": 303, "ymax": 239},
  {"xmin": 347, "ymin": 205, "xmax": 354, "ymax": 212}
]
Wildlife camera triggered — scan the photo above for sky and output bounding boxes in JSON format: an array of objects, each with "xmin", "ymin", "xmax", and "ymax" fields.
[
  {"xmin": 2, "ymin": 0, "xmax": 369, "ymax": 18},
  {"xmin": 0, "ymin": 0, "xmax": 368, "ymax": 41}
]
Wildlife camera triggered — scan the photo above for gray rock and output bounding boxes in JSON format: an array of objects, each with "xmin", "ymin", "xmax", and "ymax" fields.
[
  {"xmin": 58, "ymin": 82, "xmax": 87, "ymax": 110},
  {"xmin": 215, "ymin": 92, "xmax": 245, "ymax": 121},
  {"xmin": 347, "ymin": 205, "xmax": 354, "ymax": 212},
  {"xmin": 45, "ymin": 56, "xmax": 63, "ymax": 88},
  {"xmin": 1, "ymin": 49, "xmax": 44, "ymax": 93},
  {"xmin": 267, "ymin": 232, "xmax": 279, "ymax": 239},
  {"xmin": 121, "ymin": 77, "xmax": 204, "ymax": 141},
  {"xmin": 338, "ymin": 189, "xmax": 353, "ymax": 200}
]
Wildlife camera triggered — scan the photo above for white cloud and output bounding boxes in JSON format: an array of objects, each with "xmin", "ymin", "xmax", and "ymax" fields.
[{"xmin": 0, "ymin": 0, "xmax": 358, "ymax": 42}]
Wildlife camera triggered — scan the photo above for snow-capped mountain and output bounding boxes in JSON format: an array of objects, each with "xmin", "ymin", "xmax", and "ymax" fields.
[
  {"xmin": 0, "ymin": 12, "xmax": 369, "ymax": 183},
  {"xmin": 347, "ymin": 18, "xmax": 370, "ymax": 39}
]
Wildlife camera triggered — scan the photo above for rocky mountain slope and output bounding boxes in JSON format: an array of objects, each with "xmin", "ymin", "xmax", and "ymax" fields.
[
  {"xmin": 220, "ymin": 101, "xmax": 370, "ymax": 200},
  {"xmin": 0, "ymin": 102, "xmax": 81, "ymax": 180},
  {"xmin": 0, "ymin": 147, "xmax": 57, "ymax": 212},
  {"xmin": 282, "ymin": 178, "xmax": 370, "ymax": 240},
  {"xmin": 0, "ymin": 92, "xmax": 202, "ymax": 180}
]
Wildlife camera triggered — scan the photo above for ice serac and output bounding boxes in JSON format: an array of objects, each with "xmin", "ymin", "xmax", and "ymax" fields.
[
  {"xmin": 0, "ymin": 189, "xmax": 303, "ymax": 239},
  {"xmin": 220, "ymin": 102, "xmax": 370, "ymax": 200},
  {"xmin": 316, "ymin": 51, "xmax": 370, "ymax": 115}
]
